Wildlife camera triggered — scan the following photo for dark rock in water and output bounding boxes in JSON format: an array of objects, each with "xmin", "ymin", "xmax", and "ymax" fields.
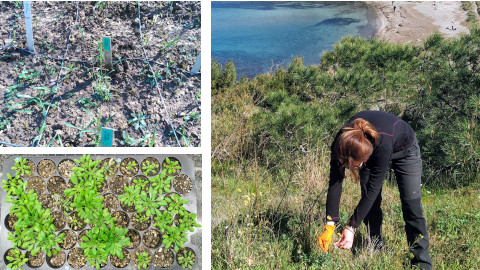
[{"xmin": 314, "ymin": 18, "xmax": 360, "ymax": 26}]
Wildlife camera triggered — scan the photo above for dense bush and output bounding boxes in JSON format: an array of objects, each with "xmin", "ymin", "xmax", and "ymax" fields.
[{"xmin": 212, "ymin": 26, "xmax": 480, "ymax": 188}]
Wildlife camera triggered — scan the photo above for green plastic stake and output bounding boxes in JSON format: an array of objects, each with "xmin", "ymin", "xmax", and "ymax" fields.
[
  {"xmin": 103, "ymin": 36, "xmax": 112, "ymax": 69},
  {"xmin": 100, "ymin": 127, "xmax": 115, "ymax": 147}
]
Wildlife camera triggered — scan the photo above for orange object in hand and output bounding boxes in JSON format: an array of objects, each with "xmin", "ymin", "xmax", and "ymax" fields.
[{"xmin": 318, "ymin": 224, "xmax": 335, "ymax": 253}]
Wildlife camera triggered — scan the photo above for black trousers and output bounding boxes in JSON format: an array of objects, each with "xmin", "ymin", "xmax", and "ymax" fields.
[{"xmin": 359, "ymin": 140, "xmax": 433, "ymax": 270}]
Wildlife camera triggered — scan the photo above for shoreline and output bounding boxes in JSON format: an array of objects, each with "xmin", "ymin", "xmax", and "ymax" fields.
[{"xmin": 368, "ymin": 1, "xmax": 473, "ymax": 45}]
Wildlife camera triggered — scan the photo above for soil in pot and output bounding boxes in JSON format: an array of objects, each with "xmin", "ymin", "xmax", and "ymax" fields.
[
  {"xmin": 100, "ymin": 158, "xmax": 119, "ymax": 178},
  {"xmin": 4, "ymin": 248, "xmax": 21, "ymax": 265},
  {"xmin": 143, "ymin": 228, "xmax": 162, "ymax": 249},
  {"xmin": 47, "ymin": 176, "xmax": 67, "ymax": 196},
  {"xmin": 23, "ymin": 159, "xmax": 36, "ymax": 178},
  {"xmin": 59, "ymin": 229, "xmax": 77, "ymax": 250},
  {"xmin": 37, "ymin": 159, "xmax": 56, "ymax": 178},
  {"xmin": 52, "ymin": 211, "xmax": 66, "ymax": 231},
  {"xmin": 78, "ymin": 229, "xmax": 91, "ymax": 244},
  {"xmin": 5, "ymin": 213, "xmax": 18, "ymax": 231},
  {"xmin": 126, "ymin": 229, "xmax": 141, "ymax": 249},
  {"xmin": 110, "ymin": 248, "xmax": 130, "ymax": 268},
  {"xmin": 47, "ymin": 250, "xmax": 66, "ymax": 268},
  {"xmin": 67, "ymin": 248, "xmax": 86, "ymax": 269},
  {"xmin": 113, "ymin": 211, "xmax": 130, "ymax": 228},
  {"xmin": 26, "ymin": 176, "xmax": 46, "ymax": 195},
  {"xmin": 162, "ymin": 157, "xmax": 181, "ymax": 176},
  {"xmin": 141, "ymin": 157, "xmax": 160, "ymax": 177},
  {"xmin": 58, "ymin": 159, "xmax": 77, "ymax": 179},
  {"xmin": 97, "ymin": 179, "xmax": 108, "ymax": 193},
  {"xmin": 103, "ymin": 193, "xmax": 119, "ymax": 213},
  {"xmin": 131, "ymin": 247, "xmax": 152, "ymax": 269},
  {"xmin": 120, "ymin": 200, "xmax": 136, "ymax": 213},
  {"xmin": 109, "ymin": 175, "xmax": 129, "ymax": 195},
  {"xmin": 26, "ymin": 250, "xmax": 45, "ymax": 268},
  {"xmin": 177, "ymin": 247, "xmax": 196, "ymax": 269},
  {"xmin": 131, "ymin": 175, "xmax": 150, "ymax": 192},
  {"xmin": 56, "ymin": 194, "xmax": 75, "ymax": 213},
  {"xmin": 38, "ymin": 193, "xmax": 55, "ymax": 209},
  {"xmin": 131, "ymin": 212, "xmax": 151, "ymax": 231},
  {"xmin": 173, "ymin": 174, "xmax": 193, "ymax": 194},
  {"xmin": 120, "ymin": 157, "xmax": 139, "ymax": 176},
  {"xmin": 154, "ymin": 248, "xmax": 175, "ymax": 268},
  {"xmin": 68, "ymin": 212, "xmax": 86, "ymax": 231}
]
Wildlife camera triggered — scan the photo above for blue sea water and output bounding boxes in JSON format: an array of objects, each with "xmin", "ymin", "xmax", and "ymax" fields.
[{"xmin": 212, "ymin": 1, "xmax": 378, "ymax": 78}]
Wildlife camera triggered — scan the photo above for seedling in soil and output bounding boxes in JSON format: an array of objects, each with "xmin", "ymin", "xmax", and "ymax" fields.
[
  {"xmin": 142, "ymin": 160, "xmax": 159, "ymax": 176},
  {"xmin": 135, "ymin": 188, "xmax": 167, "ymax": 217},
  {"xmin": 162, "ymin": 225, "xmax": 188, "ymax": 253},
  {"xmin": 128, "ymin": 112, "xmax": 148, "ymax": 130},
  {"xmin": 120, "ymin": 131, "xmax": 144, "ymax": 146},
  {"xmin": 166, "ymin": 193, "xmax": 189, "ymax": 216},
  {"xmin": 126, "ymin": 160, "xmax": 138, "ymax": 172},
  {"xmin": 164, "ymin": 157, "xmax": 181, "ymax": 175},
  {"xmin": 12, "ymin": 157, "xmax": 31, "ymax": 177},
  {"xmin": 153, "ymin": 210, "xmax": 174, "ymax": 233},
  {"xmin": 150, "ymin": 171, "xmax": 173, "ymax": 194},
  {"xmin": 178, "ymin": 212, "xmax": 201, "ymax": 233},
  {"xmin": 118, "ymin": 185, "xmax": 141, "ymax": 207},
  {"xmin": 136, "ymin": 251, "xmax": 152, "ymax": 269},
  {"xmin": 132, "ymin": 177, "xmax": 148, "ymax": 191},
  {"xmin": 5, "ymin": 248, "xmax": 28, "ymax": 270},
  {"xmin": 177, "ymin": 250, "xmax": 196, "ymax": 269},
  {"xmin": 133, "ymin": 213, "xmax": 150, "ymax": 224},
  {"xmin": 146, "ymin": 70, "xmax": 164, "ymax": 86},
  {"xmin": 65, "ymin": 109, "xmax": 115, "ymax": 146}
]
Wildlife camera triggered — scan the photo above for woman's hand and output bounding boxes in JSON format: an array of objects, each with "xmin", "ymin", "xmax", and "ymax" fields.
[{"xmin": 335, "ymin": 226, "xmax": 355, "ymax": 249}]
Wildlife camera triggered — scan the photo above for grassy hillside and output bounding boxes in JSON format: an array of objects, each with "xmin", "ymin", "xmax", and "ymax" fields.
[{"xmin": 212, "ymin": 27, "xmax": 480, "ymax": 269}]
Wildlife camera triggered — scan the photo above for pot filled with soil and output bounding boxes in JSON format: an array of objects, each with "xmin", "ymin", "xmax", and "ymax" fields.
[
  {"xmin": 37, "ymin": 159, "xmax": 56, "ymax": 178},
  {"xmin": 131, "ymin": 212, "xmax": 151, "ymax": 231},
  {"xmin": 67, "ymin": 248, "xmax": 87, "ymax": 269},
  {"xmin": 131, "ymin": 246, "xmax": 152, "ymax": 269},
  {"xmin": 22, "ymin": 159, "xmax": 36, "ymax": 178},
  {"xmin": 143, "ymin": 228, "xmax": 162, "ymax": 249},
  {"xmin": 46, "ymin": 249, "xmax": 66, "ymax": 268},
  {"xmin": 103, "ymin": 193, "xmax": 119, "ymax": 213},
  {"xmin": 26, "ymin": 176, "xmax": 46, "ymax": 195},
  {"xmin": 177, "ymin": 247, "xmax": 197, "ymax": 270},
  {"xmin": 47, "ymin": 176, "xmax": 67, "ymax": 196},
  {"xmin": 110, "ymin": 248, "xmax": 130, "ymax": 268},
  {"xmin": 112, "ymin": 210, "xmax": 130, "ymax": 228},
  {"xmin": 173, "ymin": 174, "xmax": 193, "ymax": 194},
  {"xmin": 131, "ymin": 175, "xmax": 150, "ymax": 192},
  {"xmin": 59, "ymin": 229, "xmax": 77, "ymax": 250},
  {"xmin": 68, "ymin": 211, "xmax": 86, "ymax": 231},
  {"xmin": 100, "ymin": 158, "xmax": 119, "ymax": 178},
  {"xmin": 141, "ymin": 157, "xmax": 160, "ymax": 177},
  {"xmin": 109, "ymin": 175, "xmax": 129, "ymax": 195},
  {"xmin": 38, "ymin": 193, "xmax": 55, "ymax": 209},
  {"xmin": 126, "ymin": 229, "xmax": 141, "ymax": 249},
  {"xmin": 120, "ymin": 157, "xmax": 139, "ymax": 176},
  {"xmin": 51, "ymin": 211, "xmax": 66, "ymax": 231},
  {"xmin": 162, "ymin": 157, "xmax": 182, "ymax": 176},
  {"xmin": 57, "ymin": 159, "xmax": 76, "ymax": 179},
  {"xmin": 5, "ymin": 213, "xmax": 18, "ymax": 231},
  {"xmin": 154, "ymin": 248, "xmax": 175, "ymax": 268},
  {"xmin": 26, "ymin": 250, "xmax": 45, "ymax": 268}
]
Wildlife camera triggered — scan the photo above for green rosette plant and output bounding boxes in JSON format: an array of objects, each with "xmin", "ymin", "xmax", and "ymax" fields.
[
  {"xmin": 153, "ymin": 210, "xmax": 174, "ymax": 233},
  {"xmin": 5, "ymin": 249, "xmax": 29, "ymax": 270},
  {"xmin": 11, "ymin": 157, "xmax": 31, "ymax": 177},
  {"xmin": 150, "ymin": 170, "xmax": 173, "ymax": 194},
  {"xmin": 177, "ymin": 249, "xmax": 196, "ymax": 269},
  {"xmin": 164, "ymin": 157, "xmax": 181, "ymax": 175},
  {"xmin": 162, "ymin": 225, "xmax": 188, "ymax": 253}
]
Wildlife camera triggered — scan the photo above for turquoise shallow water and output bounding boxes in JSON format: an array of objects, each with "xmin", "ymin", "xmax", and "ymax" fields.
[{"xmin": 212, "ymin": 1, "xmax": 377, "ymax": 78}]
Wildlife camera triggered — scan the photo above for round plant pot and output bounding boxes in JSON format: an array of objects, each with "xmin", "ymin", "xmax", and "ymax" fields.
[
  {"xmin": 26, "ymin": 176, "xmax": 46, "ymax": 195},
  {"xmin": 38, "ymin": 193, "xmax": 55, "ymax": 209},
  {"xmin": 126, "ymin": 229, "xmax": 141, "ymax": 249},
  {"xmin": 78, "ymin": 229, "xmax": 91, "ymax": 244},
  {"xmin": 26, "ymin": 250, "xmax": 45, "ymax": 268},
  {"xmin": 131, "ymin": 175, "xmax": 150, "ymax": 192},
  {"xmin": 131, "ymin": 212, "xmax": 151, "ymax": 231},
  {"xmin": 57, "ymin": 159, "xmax": 77, "ymax": 179},
  {"xmin": 162, "ymin": 157, "xmax": 181, "ymax": 176},
  {"xmin": 113, "ymin": 210, "xmax": 130, "ymax": 228},
  {"xmin": 176, "ymin": 247, "xmax": 196, "ymax": 270},
  {"xmin": 131, "ymin": 246, "xmax": 152, "ymax": 269},
  {"xmin": 103, "ymin": 193, "xmax": 119, "ymax": 213},
  {"xmin": 143, "ymin": 228, "xmax": 162, "ymax": 249},
  {"xmin": 59, "ymin": 229, "xmax": 77, "ymax": 250},
  {"xmin": 52, "ymin": 211, "xmax": 66, "ymax": 231},
  {"xmin": 100, "ymin": 158, "xmax": 119, "ymax": 178},
  {"xmin": 46, "ymin": 250, "xmax": 66, "ymax": 268},
  {"xmin": 5, "ymin": 213, "xmax": 18, "ymax": 231},
  {"xmin": 110, "ymin": 248, "xmax": 130, "ymax": 268},
  {"xmin": 141, "ymin": 157, "xmax": 160, "ymax": 177},
  {"xmin": 47, "ymin": 176, "xmax": 67, "ymax": 196},
  {"xmin": 67, "ymin": 248, "xmax": 86, "ymax": 269},
  {"xmin": 37, "ymin": 159, "xmax": 56, "ymax": 178},
  {"xmin": 68, "ymin": 212, "xmax": 86, "ymax": 231},
  {"xmin": 109, "ymin": 175, "xmax": 129, "ymax": 195},
  {"xmin": 120, "ymin": 200, "xmax": 136, "ymax": 213},
  {"xmin": 120, "ymin": 157, "xmax": 139, "ymax": 176},
  {"xmin": 154, "ymin": 248, "xmax": 175, "ymax": 268},
  {"xmin": 4, "ymin": 248, "xmax": 21, "ymax": 265},
  {"xmin": 173, "ymin": 174, "xmax": 193, "ymax": 194},
  {"xmin": 23, "ymin": 159, "xmax": 36, "ymax": 178}
]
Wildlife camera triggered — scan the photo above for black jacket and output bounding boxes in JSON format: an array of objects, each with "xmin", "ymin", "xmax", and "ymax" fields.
[{"xmin": 326, "ymin": 110, "xmax": 416, "ymax": 227}]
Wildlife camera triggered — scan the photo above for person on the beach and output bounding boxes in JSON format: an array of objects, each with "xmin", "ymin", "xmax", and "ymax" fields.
[{"xmin": 317, "ymin": 111, "xmax": 433, "ymax": 270}]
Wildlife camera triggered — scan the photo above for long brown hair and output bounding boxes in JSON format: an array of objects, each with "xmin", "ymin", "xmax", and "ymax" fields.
[{"xmin": 337, "ymin": 118, "xmax": 378, "ymax": 183}]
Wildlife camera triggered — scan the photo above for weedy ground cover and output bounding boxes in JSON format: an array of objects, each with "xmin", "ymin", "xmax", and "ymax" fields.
[
  {"xmin": 1, "ymin": 154, "xmax": 201, "ymax": 269},
  {"xmin": 0, "ymin": 1, "xmax": 201, "ymax": 147}
]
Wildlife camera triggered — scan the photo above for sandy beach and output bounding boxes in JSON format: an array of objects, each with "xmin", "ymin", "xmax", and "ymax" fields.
[{"xmin": 370, "ymin": 1, "xmax": 478, "ymax": 45}]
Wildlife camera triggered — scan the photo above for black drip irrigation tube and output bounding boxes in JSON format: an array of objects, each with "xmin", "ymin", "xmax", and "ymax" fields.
[{"xmin": 0, "ymin": 2, "xmax": 200, "ymax": 147}]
